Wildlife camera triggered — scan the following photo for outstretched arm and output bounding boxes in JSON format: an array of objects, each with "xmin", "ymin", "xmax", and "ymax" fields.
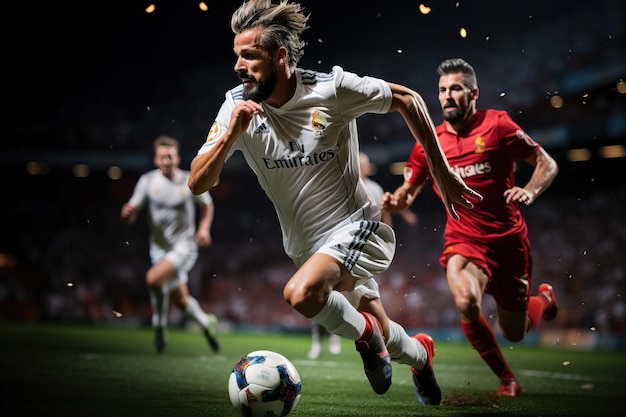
[
  {"xmin": 381, "ymin": 181, "xmax": 423, "ymax": 213},
  {"xmin": 387, "ymin": 82, "xmax": 482, "ymax": 220}
]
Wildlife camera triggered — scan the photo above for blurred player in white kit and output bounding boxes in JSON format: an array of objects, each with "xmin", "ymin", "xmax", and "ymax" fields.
[{"xmin": 120, "ymin": 135, "xmax": 220, "ymax": 353}]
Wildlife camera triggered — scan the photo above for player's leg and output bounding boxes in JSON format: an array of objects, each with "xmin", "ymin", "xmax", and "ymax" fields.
[
  {"xmin": 498, "ymin": 235, "xmax": 557, "ymax": 337},
  {"xmin": 285, "ymin": 220, "xmax": 395, "ymax": 394},
  {"xmin": 169, "ymin": 276, "xmax": 220, "ymax": 353},
  {"xmin": 145, "ymin": 259, "xmax": 177, "ymax": 352},
  {"xmin": 283, "ymin": 253, "xmax": 392, "ymax": 394},
  {"xmin": 362, "ymin": 296, "xmax": 441, "ymax": 405},
  {"xmin": 163, "ymin": 243, "xmax": 220, "ymax": 352},
  {"xmin": 536, "ymin": 283, "xmax": 558, "ymax": 320},
  {"xmin": 447, "ymin": 254, "xmax": 520, "ymax": 396},
  {"xmin": 497, "ymin": 286, "xmax": 558, "ymax": 338}
]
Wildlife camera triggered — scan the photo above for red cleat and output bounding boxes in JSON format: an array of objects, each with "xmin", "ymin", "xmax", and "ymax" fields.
[
  {"xmin": 498, "ymin": 378, "xmax": 523, "ymax": 397},
  {"xmin": 411, "ymin": 333, "xmax": 442, "ymax": 405},
  {"xmin": 538, "ymin": 283, "xmax": 558, "ymax": 321}
]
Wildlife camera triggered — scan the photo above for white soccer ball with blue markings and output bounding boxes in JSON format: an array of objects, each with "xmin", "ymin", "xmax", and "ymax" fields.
[{"xmin": 228, "ymin": 349, "xmax": 302, "ymax": 417}]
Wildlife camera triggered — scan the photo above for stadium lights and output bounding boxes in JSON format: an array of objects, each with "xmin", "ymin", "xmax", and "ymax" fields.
[
  {"xmin": 389, "ymin": 161, "xmax": 406, "ymax": 176},
  {"xmin": 72, "ymin": 164, "xmax": 90, "ymax": 178},
  {"xmin": 598, "ymin": 144, "xmax": 625, "ymax": 159},
  {"xmin": 566, "ymin": 148, "xmax": 592, "ymax": 162},
  {"xmin": 25, "ymin": 161, "xmax": 49, "ymax": 175},
  {"xmin": 108, "ymin": 166, "xmax": 123, "ymax": 180}
]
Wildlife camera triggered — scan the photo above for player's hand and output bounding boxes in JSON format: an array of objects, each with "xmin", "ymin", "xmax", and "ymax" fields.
[
  {"xmin": 504, "ymin": 186, "xmax": 534, "ymax": 205},
  {"xmin": 120, "ymin": 204, "xmax": 138, "ymax": 224},
  {"xmin": 228, "ymin": 100, "xmax": 264, "ymax": 138},
  {"xmin": 433, "ymin": 169, "xmax": 483, "ymax": 221},
  {"xmin": 381, "ymin": 191, "xmax": 408, "ymax": 213},
  {"xmin": 196, "ymin": 229, "xmax": 213, "ymax": 248}
]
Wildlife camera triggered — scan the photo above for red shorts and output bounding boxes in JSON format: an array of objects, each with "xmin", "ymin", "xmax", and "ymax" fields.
[{"xmin": 439, "ymin": 234, "xmax": 532, "ymax": 312}]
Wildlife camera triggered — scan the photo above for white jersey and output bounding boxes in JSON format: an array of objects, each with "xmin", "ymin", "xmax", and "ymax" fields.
[
  {"xmin": 362, "ymin": 177, "xmax": 385, "ymax": 210},
  {"xmin": 197, "ymin": 66, "xmax": 392, "ymax": 261},
  {"xmin": 128, "ymin": 168, "xmax": 212, "ymax": 252}
]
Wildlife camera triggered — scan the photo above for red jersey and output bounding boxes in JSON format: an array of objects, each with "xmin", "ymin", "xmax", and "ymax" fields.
[{"xmin": 404, "ymin": 109, "xmax": 539, "ymax": 241}]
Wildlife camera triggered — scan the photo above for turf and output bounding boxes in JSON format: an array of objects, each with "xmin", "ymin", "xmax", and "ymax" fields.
[{"xmin": 1, "ymin": 320, "xmax": 624, "ymax": 417}]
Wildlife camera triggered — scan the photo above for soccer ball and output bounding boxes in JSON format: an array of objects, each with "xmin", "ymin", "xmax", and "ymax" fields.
[{"xmin": 228, "ymin": 350, "xmax": 302, "ymax": 417}]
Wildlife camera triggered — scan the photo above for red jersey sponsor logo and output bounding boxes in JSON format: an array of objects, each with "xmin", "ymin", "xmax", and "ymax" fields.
[{"xmin": 451, "ymin": 161, "xmax": 492, "ymax": 179}]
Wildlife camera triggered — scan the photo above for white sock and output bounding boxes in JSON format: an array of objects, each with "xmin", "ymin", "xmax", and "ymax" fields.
[
  {"xmin": 310, "ymin": 290, "xmax": 365, "ymax": 340},
  {"xmin": 185, "ymin": 296, "xmax": 209, "ymax": 328},
  {"xmin": 385, "ymin": 320, "xmax": 427, "ymax": 369}
]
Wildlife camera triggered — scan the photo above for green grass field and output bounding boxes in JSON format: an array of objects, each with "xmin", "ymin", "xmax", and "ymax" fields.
[{"xmin": 1, "ymin": 320, "xmax": 624, "ymax": 417}]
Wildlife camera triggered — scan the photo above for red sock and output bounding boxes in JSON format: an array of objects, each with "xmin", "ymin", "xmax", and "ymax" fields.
[
  {"xmin": 525, "ymin": 295, "xmax": 546, "ymax": 332},
  {"xmin": 359, "ymin": 312, "xmax": 374, "ymax": 341},
  {"xmin": 462, "ymin": 316, "xmax": 514, "ymax": 380}
]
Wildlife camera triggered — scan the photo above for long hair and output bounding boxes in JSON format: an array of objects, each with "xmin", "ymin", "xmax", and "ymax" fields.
[{"xmin": 231, "ymin": 0, "xmax": 309, "ymax": 69}]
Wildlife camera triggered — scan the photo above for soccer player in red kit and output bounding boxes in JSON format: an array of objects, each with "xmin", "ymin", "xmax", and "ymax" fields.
[{"xmin": 382, "ymin": 58, "xmax": 559, "ymax": 396}]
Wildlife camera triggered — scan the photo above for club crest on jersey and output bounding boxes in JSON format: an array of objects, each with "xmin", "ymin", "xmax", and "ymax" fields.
[
  {"xmin": 403, "ymin": 166, "xmax": 413, "ymax": 182},
  {"xmin": 206, "ymin": 122, "xmax": 219, "ymax": 142},
  {"xmin": 311, "ymin": 109, "xmax": 328, "ymax": 140},
  {"xmin": 474, "ymin": 136, "xmax": 486, "ymax": 153}
]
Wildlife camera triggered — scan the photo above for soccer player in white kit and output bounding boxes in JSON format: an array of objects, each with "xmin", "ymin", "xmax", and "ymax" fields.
[
  {"xmin": 188, "ymin": 0, "xmax": 481, "ymax": 404},
  {"xmin": 120, "ymin": 135, "xmax": 220, "ymax": 354}
]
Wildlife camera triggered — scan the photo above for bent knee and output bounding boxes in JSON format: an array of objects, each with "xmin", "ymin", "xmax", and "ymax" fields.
[
  {"xmin": 283, "ymin": 282, "xmax": 308, "ymax": 307},
  {"xmin": 454, "ymin": 295, "xmax": 481, "ymax": 316},
  {"xmin": 283, "ymin": 281, "xmax": 325, "ymax": 318}
]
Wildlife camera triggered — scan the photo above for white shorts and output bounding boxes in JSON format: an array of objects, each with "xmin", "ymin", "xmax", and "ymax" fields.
[
  {"xmin": 149, "ymin": 239, "xmax": 198, "ymax": 292},
  {"xmin": 315, "ymin": 219, "xmax": 395, "ymax": 304}
]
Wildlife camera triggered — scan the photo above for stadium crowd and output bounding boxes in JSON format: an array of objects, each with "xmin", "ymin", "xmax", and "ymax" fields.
[{"xmin": 1, "ymin": 166, "xmax": 625, "ymax": 339}]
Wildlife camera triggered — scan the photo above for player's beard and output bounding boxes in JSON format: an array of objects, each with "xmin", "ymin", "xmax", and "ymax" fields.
[
  {"xmin": 242, "ymin": 66, "xmax": 277, "ymax": 103},
  {"xmin": 442, "ymin": 104, "xmax": 467, "ymax": 123}
]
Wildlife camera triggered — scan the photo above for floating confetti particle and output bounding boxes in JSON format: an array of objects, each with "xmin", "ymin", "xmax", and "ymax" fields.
[{"xmin": 418, "ymin": 4, "xmax": 432, "ymax": 14}]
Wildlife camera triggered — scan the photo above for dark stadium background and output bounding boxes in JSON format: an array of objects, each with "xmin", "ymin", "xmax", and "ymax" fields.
[{"xmin": 3, "ymin": 1, "xmax": 625, "ymax": 347}]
